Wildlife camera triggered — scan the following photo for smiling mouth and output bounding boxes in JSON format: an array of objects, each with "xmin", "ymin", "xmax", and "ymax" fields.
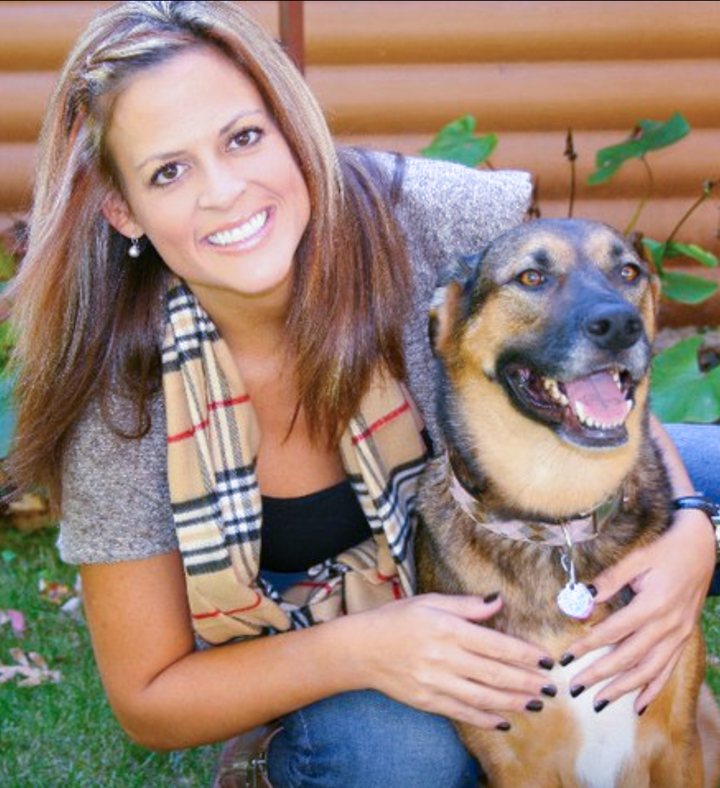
[
  {"xmin": 503, "ymin": 364, "xmax": 636, "ymax": 447},
  {"xmin": 207, "ymin": 209, "xmax": 269, "ymax": 247}
]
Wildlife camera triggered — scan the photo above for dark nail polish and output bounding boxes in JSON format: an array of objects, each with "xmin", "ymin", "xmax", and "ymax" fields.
[
  {"xmin": 594, "ymin": 699, "xmax": 610, "ymax": 713},
  {"xmin": 541, "ymin": 684, "xmax": 557, "ymax": 698},
  {"xmin": 538, "ymin": 656, "xmax": 554, "ymax": 670},
  {"xmin": 560, "ymin": 653, "xmax": 575, "ymax": 667},
  {"xmin": 587, "ymin": 584, "xmax": 598, "ymax": 597},
  {"xmin": 495, "ymin": 721, "xmax": 511, "ymax": 731},
  {"xmin": 526, "ymin": 699, "xmax": 544, "ymax": 712},
  {"xmin": 570, "ymin": 685, "xmax": 585, "ymax": 698},
  {"xmin": 483, "ymin": 592, "xmax": 500, "ymax": 604},
  {"xmin": 638, "ymin": 705, "xmax": 648, "ymax": 717}
]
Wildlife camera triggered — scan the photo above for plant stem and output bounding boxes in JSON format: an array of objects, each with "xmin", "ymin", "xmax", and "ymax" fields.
[
  {"xmin": 624, "ymin": 157, "xmax": 654, "ymax": 236},
  {"xmin": 564, "ymin": 130, "xmax": 577, "ymax": 218},
  {"xmin": 666, "ymin": 180, "xmax": 717, "ymax": 244}
]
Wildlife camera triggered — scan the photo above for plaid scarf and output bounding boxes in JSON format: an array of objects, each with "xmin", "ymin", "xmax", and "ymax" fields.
[{"xmin": 162, "ymin": 280, "xmax": 429, "ymax": 645}]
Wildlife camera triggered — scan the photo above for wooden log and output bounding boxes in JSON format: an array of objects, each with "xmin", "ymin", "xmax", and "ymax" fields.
[{"xmin": 303, "ymin": 0, "xmax": 720, "ymax": 64}]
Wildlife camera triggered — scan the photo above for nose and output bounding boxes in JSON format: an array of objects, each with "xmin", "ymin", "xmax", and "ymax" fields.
[
  {"xmin": 198, "ymin": 162, "xmax": 247, "ymax": 211},
  {"xmin": 583, "ymin": 302, "xmax": 644, "ymax": 350}
]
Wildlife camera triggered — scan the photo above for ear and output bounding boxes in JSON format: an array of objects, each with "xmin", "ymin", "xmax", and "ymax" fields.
[
  {"xmin": 429, "ymin": 281, "xmax": 464, "ymax": 357},
  {"xmin": 102, "ymin": 191, "xmax": 144, "ymax": 239}
]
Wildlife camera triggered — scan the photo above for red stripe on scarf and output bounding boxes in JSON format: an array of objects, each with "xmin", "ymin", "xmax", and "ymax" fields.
[
  {"xmin": 168, "ymin": 395, "xmax": 251, "ymax": 443},
  {"xmin": 378, "ymin": 572, "xmax": 403, "ymax": 599},
  {"xmin": 191, "ymin": 591, "xmax": 263, "ymax": 620},
  {"xmin": 352, "ymin": 402, "xmax": 410, "ymax": 445}
]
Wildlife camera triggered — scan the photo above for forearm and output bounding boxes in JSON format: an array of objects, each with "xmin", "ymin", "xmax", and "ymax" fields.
[
  {"xmin": 122, "ymin": 613, "xmax": 365, "ymax": 750},
  {"xmin": 649, "ymin": 415, "xmax": 695, "ymax": 498}
]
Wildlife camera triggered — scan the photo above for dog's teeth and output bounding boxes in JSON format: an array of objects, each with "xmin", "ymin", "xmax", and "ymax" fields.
[
  {"xmin": 573, "ymin": 397, "xmax": 634, "ymax": 430},
  {"xmin": 612, "ymin": 370, "xmax": 622, "ymax": 389},
  {"xmin": 543, "ymin": 377, "xmax": 569, "ymax": 406},
  {"xmin": 574, "ymin": 401, "xmax": 591, "ymax": 427}
]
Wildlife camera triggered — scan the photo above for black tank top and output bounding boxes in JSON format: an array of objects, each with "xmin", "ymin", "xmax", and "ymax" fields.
[{"xmin": 260, "ymin": 479, "xmax": 373, "ymax": 572}]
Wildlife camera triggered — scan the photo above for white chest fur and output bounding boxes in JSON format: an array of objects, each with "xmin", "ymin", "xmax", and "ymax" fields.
[{"xmin": 554, "ymin": 647, "xmax": 640, "ymax": 788}]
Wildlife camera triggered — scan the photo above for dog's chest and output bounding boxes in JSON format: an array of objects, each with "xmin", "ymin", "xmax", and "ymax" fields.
[{"xmin": 553, "ymin": 648, "xmax": 640, "ymax": 788}]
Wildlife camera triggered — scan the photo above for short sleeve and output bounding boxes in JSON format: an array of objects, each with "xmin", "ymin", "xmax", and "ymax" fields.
[{"xmin": 59, "ymin": 392, "xmax": 177, "ymax": 564}]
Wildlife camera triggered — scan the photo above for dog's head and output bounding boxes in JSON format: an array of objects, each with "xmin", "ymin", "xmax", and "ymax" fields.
[{"xmin": 430, "ymin": 218, "xmax": 660, "ymax": 514}]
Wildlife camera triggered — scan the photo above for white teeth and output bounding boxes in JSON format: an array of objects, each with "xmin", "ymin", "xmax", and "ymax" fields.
[
  {"xmin": 543, "ymin": 377, "xmax": 569, "ymax": 406},
  {"xmin": 573, "ymin": 398, "xmax": 633, "ymax": 430},
  {"xmin": 543, "ymin": 370, "xmax": 633, "ymax": 430},
  {"xmin": 208, "ymin": 210, "xmax": 268, "ymax": 246}
]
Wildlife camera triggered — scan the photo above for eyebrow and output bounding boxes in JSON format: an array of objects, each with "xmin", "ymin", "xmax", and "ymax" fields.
[{"xmin": 134, "ymin": 108, "xmax": 266, "ymax": 172}]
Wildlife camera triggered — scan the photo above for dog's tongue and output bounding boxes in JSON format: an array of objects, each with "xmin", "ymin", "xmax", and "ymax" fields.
[{"xmin": 565, "ymin": 371, "xmax": 627, "ymax": 425}]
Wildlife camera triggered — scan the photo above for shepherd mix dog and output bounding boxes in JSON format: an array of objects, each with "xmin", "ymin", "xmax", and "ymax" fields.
[{"xmin": 415, "ymin": 218, "xmax": 720, "ymax": 787}]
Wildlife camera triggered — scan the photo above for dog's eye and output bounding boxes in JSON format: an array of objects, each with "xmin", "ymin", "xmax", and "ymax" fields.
[
  {"xmin": 516, "ymin": 269, "xmax": 546, "ymax": 287},
  {"xmin": 619, "ymin": 263, "xmax": 642, "ymax": 283}
]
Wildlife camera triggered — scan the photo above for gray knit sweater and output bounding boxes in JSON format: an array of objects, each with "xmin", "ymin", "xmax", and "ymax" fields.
[{"xmin": 59, "ymin": 154, "xmax": 532, "ymax": 564}]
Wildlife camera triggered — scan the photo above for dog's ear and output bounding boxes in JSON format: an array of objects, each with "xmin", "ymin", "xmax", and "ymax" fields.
[
  {"xmin": 429, "ymin": 281, "xmax": 462, "ymax": 355},
  {"xmin": 429, "ymin": 250, "xmax": 487, "ymax": 356}
]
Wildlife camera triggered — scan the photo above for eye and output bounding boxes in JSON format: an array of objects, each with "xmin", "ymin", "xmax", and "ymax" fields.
[
  {"xmin": 516, "ymin": 269, "xmax": 546, "ymax": 288},
  {"xmin": 150, "ymin": 161, "xmax": 187, "ymax": 187},
  {"xmin": 619, "ymin": 263, "xmax": 642, "ymax": 283},
  {"xmin": 228, "ymin": 126, "xmax": 264, "ymax": 151}
]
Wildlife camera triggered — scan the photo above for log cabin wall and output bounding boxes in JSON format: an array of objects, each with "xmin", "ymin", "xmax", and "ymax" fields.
[{"xmin": 1, "ymin": 0, "xmax": 718, "ymax": 323}]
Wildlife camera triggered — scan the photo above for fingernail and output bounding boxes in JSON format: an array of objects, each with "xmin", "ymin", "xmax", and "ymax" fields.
[
  {"xmin": 483, "ymin": 591, "xmax": 500, "ymax": 604},
  {"xmin": 541, "ymin": 684, "xmax": 557, "ymax": 698},
  {"xmin": 638, "ymin": 705, "xmax": 648, "ymax": 717},
  {"xmin": 594, "ymin": 699, "xmax": 610, "ymax": 713},
  {"xmin": 587, "ymin": 584, "xmax": 598, "ymax": 597},
  {"xmin": 559, "ymin": 653, "xmax": 575, "ymax": 666},
  {"xmin": 526, "ymin": 699, "xmax": 544, "ymax": 712},
  {"xmin": 496, "ymin": 721, "xmax": 511, "ymax": 731},
  {"xmin": 570, "ymin": 685, "xmax": 585, "ymax": 698},
  {"xmin": 538, "ymin": 656, "xmax": 554, "ymax": 670}
]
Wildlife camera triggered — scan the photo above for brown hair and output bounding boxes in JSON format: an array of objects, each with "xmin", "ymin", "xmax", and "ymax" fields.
[{"xmin": 8, "ymin": 1, "xmax": 411, "ymax": 509}]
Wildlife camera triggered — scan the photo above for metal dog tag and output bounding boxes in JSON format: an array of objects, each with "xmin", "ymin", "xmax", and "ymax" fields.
[{"xmin": 557, "ymin": 582, "xmax": 595, "ymax": 620}]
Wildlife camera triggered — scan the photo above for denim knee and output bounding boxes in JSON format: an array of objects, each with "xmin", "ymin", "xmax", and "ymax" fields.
[
  {"xmin": 664, "ymin": 423, "xmax": 720, "ymax": 501},
  {"xmin": 266, "ymin": 690, "xmax": 480, "ymax": 788}
]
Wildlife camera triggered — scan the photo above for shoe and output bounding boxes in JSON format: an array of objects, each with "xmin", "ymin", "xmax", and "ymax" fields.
[{"xmin": 212, "ymin": 723, "xmax": 282, "ymax": 788}]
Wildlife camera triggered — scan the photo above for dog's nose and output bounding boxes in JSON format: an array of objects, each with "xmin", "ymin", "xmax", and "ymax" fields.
[{"xmin": 583, "ymin": 302, "xmax": 644, "ymax": 350}]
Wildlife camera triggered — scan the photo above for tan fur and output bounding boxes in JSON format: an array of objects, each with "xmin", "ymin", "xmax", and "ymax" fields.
[{"xmin": 416, "ymin": 219, "xmax": 720, "ymax": 787}]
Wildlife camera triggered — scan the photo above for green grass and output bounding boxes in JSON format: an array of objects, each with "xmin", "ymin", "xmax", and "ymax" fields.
[
  {"xmin": 3, "ymin": 524, "xmax": 720, "ymax": 787},
  {"xmin": 0, "ymin": 525, "xmax": 220, "ymax": 788}
]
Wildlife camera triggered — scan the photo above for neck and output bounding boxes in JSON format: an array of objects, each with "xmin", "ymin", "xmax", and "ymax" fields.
[{"xmin": 190, "ymin": 281, "xmax": 290, "ymax": 360}]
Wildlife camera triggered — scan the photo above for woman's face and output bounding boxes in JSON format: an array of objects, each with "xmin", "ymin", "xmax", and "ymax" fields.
[{"xmin": 104, "ymin": 46, "xmax": 311, "ymax": 310}]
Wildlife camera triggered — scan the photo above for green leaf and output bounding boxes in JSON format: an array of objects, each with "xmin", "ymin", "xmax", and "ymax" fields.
[
  {"xmin": 420, "ymin": 115, "xmax": 498, "ymax": 168},
  {"xmin": 659, "ymin": 270, "xmax": 718, "ymax": 304},
  {"xmin": 642, "ymin": 238, "xmax": 666, "ymax": 275},
  {"xmin": 588, "ymin": 113, "xmax": 691, "ymax": 185},
  {"xmin": 651, "ymin": 335, "xmax": 720, "ymax": 422},
  {"xmin": 664, "ymin": 241, "xmax": 719, "ymax": 268}
]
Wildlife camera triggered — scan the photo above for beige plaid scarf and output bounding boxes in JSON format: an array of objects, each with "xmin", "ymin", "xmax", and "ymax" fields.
[{"xmin": 162, "ymin": 280, "xmax": 429, "ymax": 645}]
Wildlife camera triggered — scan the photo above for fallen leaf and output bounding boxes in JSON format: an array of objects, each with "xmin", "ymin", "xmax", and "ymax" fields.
[
  {"xmin": 0, "ymin": 608, "xmax": 25, "ymax": 634},
  {"xmin": 38, "ymin": 577, "xmax": 72, "ymax": 605},
  {"xmin": 0, "ymin": 648, "xmax": 61, "ymax": 686}
]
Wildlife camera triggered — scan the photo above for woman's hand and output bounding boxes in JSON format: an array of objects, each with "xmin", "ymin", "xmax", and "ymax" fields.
[
  {"xmin": 351, "ymin": 592, "xmax": 556, "ymax": 730},
  {"xmin": 566, "ymin": 507, "xmax": 716, "ymax": 713}
]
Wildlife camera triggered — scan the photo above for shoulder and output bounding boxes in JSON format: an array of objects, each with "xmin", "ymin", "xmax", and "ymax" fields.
[
  {"xmin": 356, "ymin": 149, "xmax": 532, "ymax": 239},
  {"xmin": 59, "ymin": 390, "xmax": 176, "ymax": 565}
]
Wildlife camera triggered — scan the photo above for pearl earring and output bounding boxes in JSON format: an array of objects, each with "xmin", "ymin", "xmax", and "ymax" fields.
[{"xmin": 128, "ymin": 237, "xmax": 142, "ymax": 259}]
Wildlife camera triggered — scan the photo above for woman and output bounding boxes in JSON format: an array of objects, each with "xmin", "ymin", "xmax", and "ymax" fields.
[{"xmin": 8, "ymin": 2, "xmax": 718, "ymax": 786}]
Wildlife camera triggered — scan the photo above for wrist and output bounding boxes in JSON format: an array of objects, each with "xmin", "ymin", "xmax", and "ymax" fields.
[{"xmin": 670, "ymin": 495, "xmax": 720, "ymax": 550}]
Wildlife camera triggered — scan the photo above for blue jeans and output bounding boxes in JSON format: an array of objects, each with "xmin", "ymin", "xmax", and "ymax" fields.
[
  {"xmin": 666, "ymin": 423, "xmax": 720, "ymax": 594},
  {"xmin": 665, "ymin": 423, "xmax": 720, "ymax": 501},
  {"xmin": 266, "ymin": 690, "xmax": 480, "ymax": 788},
  {"xmin": 265, "ymin": 424, "xmax": 719, "ymax": 786}
]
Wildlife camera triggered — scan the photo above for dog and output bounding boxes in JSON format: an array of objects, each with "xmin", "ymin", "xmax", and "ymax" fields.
[{"xmin": 415, "ymin": 218, "xmax": 720, "ymax": 787}]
